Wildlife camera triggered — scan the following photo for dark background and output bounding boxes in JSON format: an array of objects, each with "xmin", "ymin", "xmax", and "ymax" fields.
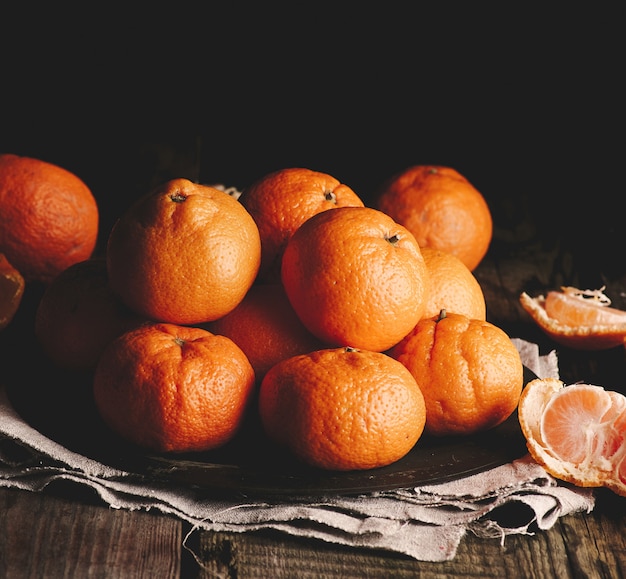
[{"xmin": 0, "ymin": 6, "xmax": 621, "ymax": 277}]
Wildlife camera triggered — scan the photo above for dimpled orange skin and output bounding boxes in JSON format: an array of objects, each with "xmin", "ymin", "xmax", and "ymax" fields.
[
  {"xmin": 281, "ymin": 206, "xmax": 430, "ymax": 352},
  {"xmin": 519, "ymin": 291, "xmax": 626, "ymax": 351},
  {"xmin": 0, "ymin": 154, "xmax": 99, "ymax": 283},
  {"xmin": 239, "ymin": 167, "xmax": 364, "ymax": 282},
  {"xmin": 92, "ymin": 323, "xmax": 256, "ymax": 453},
  {"xmin": 389, "ymin": 311, "xmax": 523, "ymax": 436},
  {"xmin": 201, "ymin": 283, "xmax": 325, "ymax": 382},
  {"xmin": 258, "ymin": 347, "xmax": 426, "ymax": 471},
  {"xmin": 376, "ymin": 165, "xmax": 493, "ymax": 271},
  {"xmin": 420, "ymin": 246, "xmax": 486, "ymax": 321},
  {"xmin": 106, "ymin": 179, "xmax": 261, "ymax": 325}
]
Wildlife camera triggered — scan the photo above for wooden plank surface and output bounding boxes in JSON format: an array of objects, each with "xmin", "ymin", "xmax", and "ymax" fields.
[{"xmin": 2, "ymin": 486, "xmax": 626, "ymax": 577}]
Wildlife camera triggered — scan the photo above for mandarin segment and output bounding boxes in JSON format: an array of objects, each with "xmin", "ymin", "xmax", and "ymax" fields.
[
  {"xmin": 258, "ymin": 347, "xmax": 426, "ymax": 471},
  {"xmin": 0, "ymin": 154, "xmax": 99, "ymax": 283},
  {"xmin": 520, "ymin": 289, "xmax": 626, "ymax": 350},
  {"xmin": 93, "ymin": 323, "xmax": 256, "ymax": 453},
  {"xmin": 375, "ymin": 165, "xmax": 492, "ymax": 271},
  {"xmin": 389, "ymin": 311, "xmax": 523, "ymax": 436},
  {"xmin": 239, "ymin": 167, "xmax": 364, "ymax": 282},
  {"xmin": 281, "ymin": 206, "xmax": 430, "ymax": 352},
  {"xmin": 106, "ymin": 179, "xmax": 261, "ymax": 325}
]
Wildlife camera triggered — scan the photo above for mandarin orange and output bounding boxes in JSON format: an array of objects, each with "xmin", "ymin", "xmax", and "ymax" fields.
[
  {"xmin": 389, "ymin": 310, "xmax": 523, "ymax": 436},
  {"xmin": 281, "ymin": 206, "xmax": 430, "ymax": 352},
  {"xmin": 258, "ymin": 347, "xmax": 426, "ymax": 471},
  {"xmin": 35, "ymin": 259, "xmax": 146, "ymax": 371},
  {"xmin": 420, "ymin": 246, "xmax": 486, "ymax": 321},
  {"xmin": 375, "ymin": 165, "xmax": 492, "ymax": 271},
  {"xmin": 106, "ymin": 178, "xmax": 261, "ymax": 325},
  {"xmin": 201, "ymin": 283, "xmax": 325, "ymax": 382},
  {"xmin": 518, "ymin": 377, "xmax": 626, "ymax": 496},
  {"xmin": 239, "ymin": 167, "xmax": 364, "ymax": 282},
  {"xmin": 93, "ymin": 323, "xmax": 256, "ymax": 453},
  {"xmin": 0, "ymin": 154, "xmax": 99, "ymax": 283}
]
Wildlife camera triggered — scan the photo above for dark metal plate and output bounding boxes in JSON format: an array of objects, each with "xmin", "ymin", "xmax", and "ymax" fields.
[{"xmin": 2, "ymin": 303, "xmax": 534, "ymax": 499}]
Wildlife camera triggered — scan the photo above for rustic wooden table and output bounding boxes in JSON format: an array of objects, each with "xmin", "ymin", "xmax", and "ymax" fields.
[{"xmin": 1, "ymin": 168, "xmax": 625, "ymax": 577}]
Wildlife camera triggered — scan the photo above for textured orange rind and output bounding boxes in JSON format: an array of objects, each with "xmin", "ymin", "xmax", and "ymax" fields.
[
  {"xmin": 520, "ymin": 291, "xmax": 626, "ymax": 350},
  {"xmin": 519, "ymin": 378, "xmax": 626, "ymax": 496}
]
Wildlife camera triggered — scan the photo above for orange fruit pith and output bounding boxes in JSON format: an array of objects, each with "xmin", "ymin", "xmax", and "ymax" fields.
[
  {"xmin": 545, "ymin": 287, "xmax": 626, "ymax": 326},
  {"xmin": 106, "ymin": 178, "xmax": 261, "ymax": 325},
  {"xmin": 388, "ymin": 311, "xmax": 523, "ymax": 436},
  {"xmin": 239, "ymin": 167, "xmax": 364, "ymax": 282},
  {"xmin": 420, "ymin": 246, "xmax": 486, "ymax": 321},
  {"xmin": 93, "ymin": 323, "xmax": 256, "ymax": 453},
  {"xmin": 201, "ymin": 283, "xmax": 325, "ymax": 382},
  {"xmin": 375, "ymin": 165, "xmax": 492, "ymax": 271},
  {"xmin": 258, "ymin": 347, "xmax": 426, "ymax": 471},
  {"xmin": 518, "ymin": 378, "xmax": 626, "ymax": 496},
  {"xmin": 281, "ymin": 206, "xmax": 430, "ymax": 352},
  {"xmin": 0, "ymin": 252, "xmax": 25, "ymax": 331},
  {"xmin": 0, "ymin": 154, "xmax": 99, "ymax": 284},
  {"xmin": 35, "ymin": 258, "xmax": 146, "ymax": 371},
  {"xmin": 520, "ymin": 287, "xmax": 626, "ymax": 350}
]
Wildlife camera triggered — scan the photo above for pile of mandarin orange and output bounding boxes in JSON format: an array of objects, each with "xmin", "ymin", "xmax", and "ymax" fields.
[{"xmin": 2, "ymin": 153, "xmax": 625, "ymax": 495}]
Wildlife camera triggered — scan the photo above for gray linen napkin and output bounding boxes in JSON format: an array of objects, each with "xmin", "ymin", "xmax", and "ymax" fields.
[{"xmin": 0, "ymin": 339, "xmax": 595, "ymax": 562}]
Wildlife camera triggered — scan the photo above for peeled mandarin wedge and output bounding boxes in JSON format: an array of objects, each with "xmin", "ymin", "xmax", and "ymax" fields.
[
  {"xmin": 520, "ymin": 286, "xmax": 626, "ymax": 350},
  {"xmin": 518, "ymin": 378, "xmax": 626, "ymax": 496}
]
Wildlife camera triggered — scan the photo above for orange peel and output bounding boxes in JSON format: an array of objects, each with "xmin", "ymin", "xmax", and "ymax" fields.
[
  {"xmin": 520, "ymin": 287, "xmax": 626, "ymax": 350},
  {"xmin": 519, "ymin": 377, "xmax": 626, "ymax": 496}
]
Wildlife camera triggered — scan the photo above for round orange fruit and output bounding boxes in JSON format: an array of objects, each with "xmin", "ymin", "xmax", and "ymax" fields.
[
  {"xmin": 0, "ymin": 154, "xmax": 99, "ymax": 283},
  {"xmin": 35, "ymin": 259, "xmax": 146, "ymax": 371},
  {"xmin": 420, "ymin": 246, "xmax": 486, "ymax": 321},
  {"xmin": 239, "ymin": 167, "xmax": 364, "ymax": 282},
  {"xmin": 281, "ymin": 206, "xmax": 430, "ymax": 352},
  {"xmin": 389, "ymin": 310, "xmax": 523, "ymax": 436},
  {"xmin": 201, "ymin": 283, "xmax": 325, "ymax": 382},
  {"xmin": 375, "ymin": 165, "xmax": 492, "ymax": 271},
  {"xmin": 93, "ymin": 322, "xmax": 256, "ymax": 453},
  {"xmin": 258, "ymin": 347, "xmax": 426, "ymax": 471},
  {"xmin": 106, "ymin": 178, "xmax": 261, "ymax": 325}
]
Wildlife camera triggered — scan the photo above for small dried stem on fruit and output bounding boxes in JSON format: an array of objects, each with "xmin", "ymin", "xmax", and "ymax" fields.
[
  {"xmin": 438, "ymin": 309, "xmax": 447, "ymax": 321},
  {"xmin": 169, "ymin": 193, "xmax": 187, "ymax": 203},
  {"xmin": 324, "ymin": 190, "xmax": 337, "ymax": 203},
  {"xmin": 174, "ymin": 336, "xmax": 185, "ymax": 347},
  {"xmin": 386, "ymin": 234, "xmax": 401, "ymax": 246},
  {"xmin": 344, "ymin": 346, "xmax": 359, "ymax": 353}
]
